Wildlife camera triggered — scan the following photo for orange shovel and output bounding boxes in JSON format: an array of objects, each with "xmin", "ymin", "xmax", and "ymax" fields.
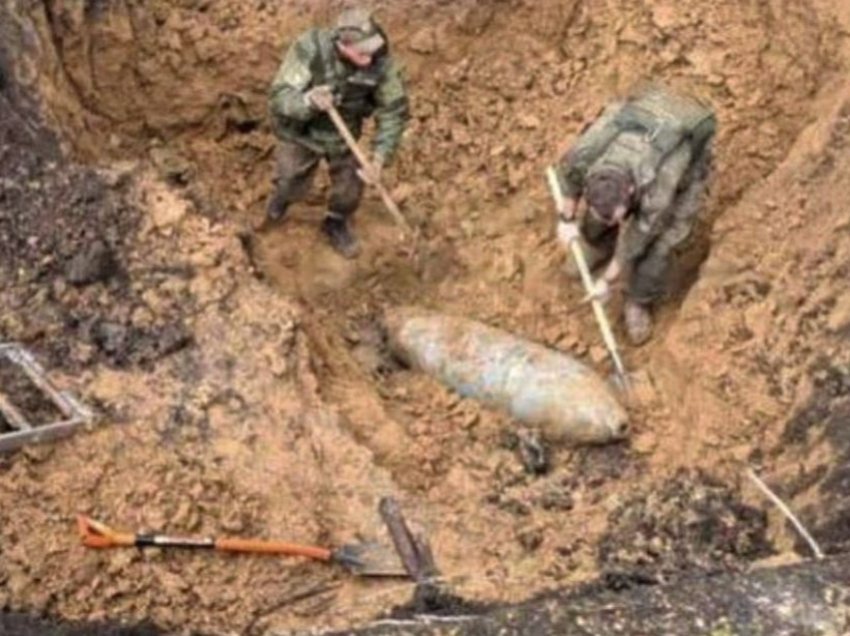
[{"xmin": 77, "ymin": 515, "xmax": 408, "ymax": 578}]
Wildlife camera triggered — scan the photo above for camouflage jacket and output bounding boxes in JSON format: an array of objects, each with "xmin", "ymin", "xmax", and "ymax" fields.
[
  {"xmin": 557, "ymin": 87, "xmax": 716, "ymax": 262},
  {"xmin": 269, "ymin": 28, "xmax": 409, "ymax": 162}
]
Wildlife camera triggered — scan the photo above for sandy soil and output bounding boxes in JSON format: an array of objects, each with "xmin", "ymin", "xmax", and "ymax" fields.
[{"xmin": 2, "ymin": 1, "xmax": 850, "ymax": 634}]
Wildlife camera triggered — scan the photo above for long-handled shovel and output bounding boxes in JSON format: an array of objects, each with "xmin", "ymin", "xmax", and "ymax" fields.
[
  {"xmin": 325, "ymin": 104, "xmax": 412, "ymax": 236},
  {"xmin": 77, "ymin": 515, "xmax": 409, "ymax": 578},
  {"xmin": 546, "ymin": 166, "xmax": 631, "ymax": 393},
  {"xmin": 325, "ymin": 104, "xmax": 426, "ymax": 269}
]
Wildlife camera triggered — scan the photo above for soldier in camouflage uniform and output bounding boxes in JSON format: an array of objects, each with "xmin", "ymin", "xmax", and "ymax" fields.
[
  {"xmin": 554, "ymin": 84, "xmax": 716, "ymax": 345},
  {"xmin": 264, "ymin": 7, "xmax": 409, "ymax": 258}
]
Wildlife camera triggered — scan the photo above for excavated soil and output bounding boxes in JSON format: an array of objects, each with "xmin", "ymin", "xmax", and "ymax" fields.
[{"xmin": 2, "ymin": 0, "xmax": 850, "ymax": 634}]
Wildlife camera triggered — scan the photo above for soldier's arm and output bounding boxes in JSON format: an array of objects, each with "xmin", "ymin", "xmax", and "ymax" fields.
[
  {"xmin": 556, "ymin": 101, "xmax": 625, "ymax": 200},
  {"xmin": 372, "ymin": 57, "xmax": 410, "ymax": 164},
  {"xmin": 268, "ymin": 31, "xmax": 318, "ymax": 122},
  {"xmin": 614, "ymin": 142, "xmax": 693, "ymax": 265}
]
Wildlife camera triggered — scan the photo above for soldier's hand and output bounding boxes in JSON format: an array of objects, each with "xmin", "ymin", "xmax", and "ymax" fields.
[
  {"xmin": 357, "ymin": 154, "xmax": 384, "ymax": 185},
  {"xmin": 305, "ymin": 85, "xmax": 335, "ymax": 112},
  {"xmin": 557, "ymin": 197, "xmax": 578, "ymax": 222},
  {"xmin": 582, "ymin": 278, "xmax": 611, "ymax": 305},
  {"xmin": 556, "ymin": 220, "xmax": 580, "ymax": 249}
]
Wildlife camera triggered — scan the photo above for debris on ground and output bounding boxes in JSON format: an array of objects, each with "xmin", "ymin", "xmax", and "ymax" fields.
[{"xmin": 598, "ymin": 469, "xmax": 773, "ymax": 588}]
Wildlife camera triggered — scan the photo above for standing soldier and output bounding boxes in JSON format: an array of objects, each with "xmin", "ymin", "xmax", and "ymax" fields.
[
  {"xmin": 553, "ymin": 84, "xmax": 716, "ymax": 345},
  {"xmin": 263, "ymin": 7, "xmax": 409, "ymax": 258}
]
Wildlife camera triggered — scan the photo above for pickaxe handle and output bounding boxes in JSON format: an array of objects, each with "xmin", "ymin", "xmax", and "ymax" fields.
[
  {"xmin": 325, "ymin": 104, "xmax": 413, "ymax": 236},
  {"xmin": 546, "ymin": 166, "xmax": 630, "ymax": 389}
]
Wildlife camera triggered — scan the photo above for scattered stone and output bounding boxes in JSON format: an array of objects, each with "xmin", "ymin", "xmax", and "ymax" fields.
[
  {"xmin": 517, "ymin": 429, "xmax": 550, "ymax": 475},
  {"xmin": 454, "ymin": 5, "xmax": 495, "ymax": 36},
  {"xmin": 157, "ymin": 570, "xmax": 189, "ymax": 595},
  {"xmin": 496, "ymin": 252, "xmax": 524, "ymax": 282},
  {"xmin": 517, "ymin": 113, "xmax": 541, "ymax": 130},
  {"xmin": 451, "ymin": 124, "xmax": 472, "ymax": 146},
  {"xmin": 148, "ymin": 182, "xmax": 189, "ymax": 229},
  {"xmin": 461, "ymin": 410, "xmax": 480, "ymax": 429},
  {"xmin": 150, "ymin": 147, "xmax": 194, "ymax": 186},
  {"xmin": 827, "ymin": 295, "xmax": 850, "ymax": 333},
  {"xmin": 599, "ymin": 469, "xmax": 773, "ymax": 582},
  {"xmin": 538, "ymin": 487, "xmax": 574, "ymax": 512},
  {"xmin": 409, "ymin": 27, "xmax": 437, "ymax": 55},
  {"xmin": 220, "ymin": 508, "xmax": 245, "ymax": 534},
  {"xmin": 589, "ymin": 345, "xmax": 608, "ymax": 365},
  {"xmin": 92, "ymin": 321, "xmax": 130, "ymax": 356},
  {"xmin": 517, "ymin": 527, "xmax": 544, "ymax": 552},
  {"xmin": 650, "ymin": 4, "xmax": 678, "ymax": 30},
  {"xmin": 502, "ymin": 499, "xmax": 532, "ymax": 517},
  {"xmin": 391, "ymin": 182, "xmax": 414, "ymax": 205},
  {"xmin": 65, "ymin": 240, "xmax": 117, "ymax": 286}
]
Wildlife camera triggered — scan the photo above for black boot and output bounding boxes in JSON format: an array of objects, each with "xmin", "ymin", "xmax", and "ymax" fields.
[
  {"xmin": 321, "ymin": 214, "xmax": 360, "ymax": 259},
  {"xmin": 265, "ymin": 189, "xmax": 289, "ymax": 222},
  {"xmin": 254, "ymin": 191, "xmax": 289, "ymax": 233}
]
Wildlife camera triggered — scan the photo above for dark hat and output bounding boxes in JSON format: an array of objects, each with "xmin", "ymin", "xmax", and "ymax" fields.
[{"xmin": 336, "ymin": 8, "xmax": 385, "ymax": 55}]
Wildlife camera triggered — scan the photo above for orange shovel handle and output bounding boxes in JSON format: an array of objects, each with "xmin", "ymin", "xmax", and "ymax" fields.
[
  {"xmin": 215, "ymin": 538, "xmax": 332, "ymax": 561},
  {"xmin": 77, "ymin": 515, "xmax": 333, "ymax": 562},
  {"xmin": 77, "ymin": 515, "xmax": 135, "ymax": 548}
]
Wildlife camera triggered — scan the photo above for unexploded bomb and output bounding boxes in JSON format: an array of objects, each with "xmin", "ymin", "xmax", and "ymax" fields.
[{"xmin": 385, "ymin": 307, "xmax": 629, "ymax": 446}]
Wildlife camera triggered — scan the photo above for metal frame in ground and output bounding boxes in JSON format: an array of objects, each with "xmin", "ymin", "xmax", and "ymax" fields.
[{"xmin": 0, "ymin": 343, "xmax": 94, "ymax": 453}]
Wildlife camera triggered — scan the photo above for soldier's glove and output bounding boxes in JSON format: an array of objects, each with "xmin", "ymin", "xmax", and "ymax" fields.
[
  {"xmin": 357, "ymin": 153, "xmax": 384, "ymax": 186},
  {"xmin": 305, "ymin": 85, "xmax": 336, "ymax": 112},
  {"xmin": 582, "ymin": 278, "xmax": 612, "ymax": 305},
  {"xmin": 556, "ymin": 219, "xmax": 581, "ymax": 249},
  {"xmin": 556, "ymin": 197, "xmax": 578, "ymax": 222}
]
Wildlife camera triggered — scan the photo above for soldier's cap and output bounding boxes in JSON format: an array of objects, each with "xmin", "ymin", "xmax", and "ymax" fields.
[{"xmin": 335, "ymin": 7, "xmax": 385, "ymax": 55}]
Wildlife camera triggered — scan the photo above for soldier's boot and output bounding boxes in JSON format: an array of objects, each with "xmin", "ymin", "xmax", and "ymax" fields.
[
  {"xmin": 624, "ymin": 299, "xmax": 653, "ymax": 346},
  {"xmin": 322, "ymin": 213, "xmax": 360, "ymax": 259},
  {"xmin": 254, "ymin": 190, "xmax": 289, "ymax": 233},
  {"xmin": 564, "ymin": 237, "xmax": 610, "ymax": 279},
  {"xmin": 266, "ymin": 189, "xmax": 290, "ymax": 221}
]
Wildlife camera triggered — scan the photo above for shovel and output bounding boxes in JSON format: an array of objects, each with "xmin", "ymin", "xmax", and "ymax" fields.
[
  {"xmin": 77, "ymin": 515, "xmax": 409, "ymax": 578},
  {"xmin": 546, "ymin": 166, "xmax": 631, "ymax": 394},
  {"xmin": 325, "ymin": 104, "xmax": 425, "ymax": 268}
]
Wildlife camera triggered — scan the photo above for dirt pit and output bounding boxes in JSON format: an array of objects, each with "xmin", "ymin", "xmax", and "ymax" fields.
[{"xmin": 2, "ymin": 0, "xmax": 850, "ymax": 634}]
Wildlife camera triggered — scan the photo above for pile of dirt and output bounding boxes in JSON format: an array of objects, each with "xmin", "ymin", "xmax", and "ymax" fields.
[
  {"xmin": 598, "ymin": 469, "xmax": 772, "ymax": 589},
  {"xmin": 775, "ymin": 356, "xmax": 850, "ymax": 555},
  {"xmin": 0, "ymin": 62, "xmax": 191, "ymax": 371},
  {"xmin": 653, "ymin": 79, "xmax": 850, "ymax": 559}
]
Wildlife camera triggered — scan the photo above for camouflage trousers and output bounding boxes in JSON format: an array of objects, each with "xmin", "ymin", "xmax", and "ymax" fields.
[
  {"xmin": 270, "ymin": 140, "xmax": 365, "ymax": 218},
  {"xmin": 582, "ymin": 149, "xmax": 712, "ymax": 305}
]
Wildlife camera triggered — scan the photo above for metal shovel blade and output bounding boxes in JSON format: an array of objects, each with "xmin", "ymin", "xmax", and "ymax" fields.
[{"xmin": 334, "ymin": 541, "xmax": 410, "ymax": 578}]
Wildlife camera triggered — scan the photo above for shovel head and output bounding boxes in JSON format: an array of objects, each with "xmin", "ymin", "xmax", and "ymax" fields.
[{"xmin": 333, "ymin": 541, "xmax": 410, "ymax": 578}]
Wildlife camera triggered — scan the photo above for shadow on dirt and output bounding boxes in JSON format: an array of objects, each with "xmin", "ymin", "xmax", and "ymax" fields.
[{"xmin": 0, "ymin": 613, "xmax": 162, "ymax": 636}]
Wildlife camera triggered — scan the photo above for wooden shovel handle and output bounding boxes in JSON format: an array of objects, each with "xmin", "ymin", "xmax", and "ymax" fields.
[
  {"xmin": 546, "ymin": 166, "xmax": 630, "ymax": 387},
  {"xmin": 325, "ymin": 104, "xmax": 413, "ymax": 236}
]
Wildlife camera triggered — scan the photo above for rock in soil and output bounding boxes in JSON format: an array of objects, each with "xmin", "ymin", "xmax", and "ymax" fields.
[{"xmin": 64, "ymin": 240, "xmax": 117, "ymax": 286}]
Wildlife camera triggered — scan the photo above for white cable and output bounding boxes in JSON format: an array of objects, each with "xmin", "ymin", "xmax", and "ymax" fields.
[{"xmin": 746, "ymin": 468, "xmax": 824, "ymax": 560}]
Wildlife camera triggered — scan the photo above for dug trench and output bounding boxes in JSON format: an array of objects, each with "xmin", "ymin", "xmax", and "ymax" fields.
[{"xmin": 2, "ymin": 1, "xmax": 850, "ymax": 634}]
